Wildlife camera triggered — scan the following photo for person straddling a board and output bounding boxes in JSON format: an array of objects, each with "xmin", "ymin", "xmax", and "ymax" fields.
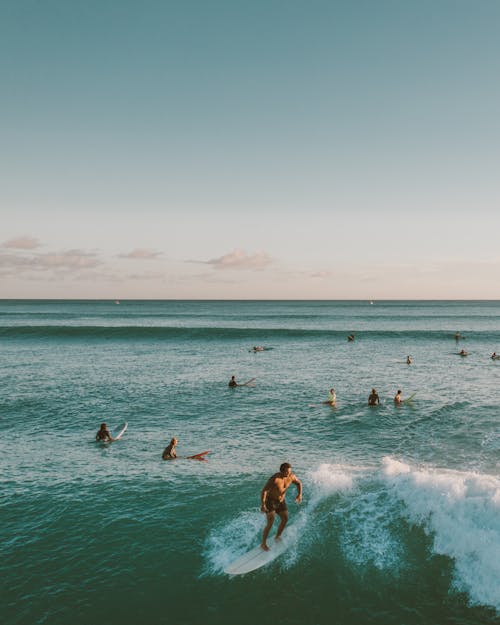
[
  {"xmin": 491, "ymin": 352, "xmax": 498, "ymax": 360},
  {"xmin": 95, "ymin": 423, "xmax": 114, "ymax": 443},
  {"xmin": 228, "ymin": 376, "xmax": 238, "ymax": 387},
  {"xmin": 406, "ymin": 355, "xmax": 412, "ymax": 364},
  {"xmin": 368, "ymin": 389, "xmax": 380, "ymax": 406},
  {"xmin": 394, "ymin": 390, "xmax": 402, "ymax": 404},
  {"xmin": 260, "ymin": 462, "xmax": 302, "ymax": 552},
  {"xmin": 327, "ymin": 388, "xmax": 336, "ymax": 406},
  {"xmin": 347, "ymin": 334, "xmax": 355, "ymax": 341},
  {"xmin": 162, "ymin": 437, "xmax": 178, "ymax": 460},
  {"xmin": 459, "ymin": 349, "xmax": 468, "ymax": 356}
]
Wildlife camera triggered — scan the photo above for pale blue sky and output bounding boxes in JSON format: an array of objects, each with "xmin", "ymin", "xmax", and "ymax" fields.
[{"xmin": 1, "ymin": 0, "xmax": 500, "ymax": 298}]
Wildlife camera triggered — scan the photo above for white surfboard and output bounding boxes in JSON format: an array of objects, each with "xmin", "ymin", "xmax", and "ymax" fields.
[
  {"xmin": 112, "ymin": 422, "xmax": 128, "ymax": 440},
  {"xmin": 240, "ymin": 377, "xmax": 256, "ymax": 387},
  {"xmin": 224, "ymin": 537, "xmax": 289, "ymax": 575}
]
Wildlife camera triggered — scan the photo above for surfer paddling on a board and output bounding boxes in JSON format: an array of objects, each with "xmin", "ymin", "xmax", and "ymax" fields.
[
  {"xmin": 260, "ymin": 463, "xmax": 302, "ymax": 552},
  {"xmin": 162, "ymin": 437, "xmax": 178, "ymax": 460},
  {"xmin": 95, "ymin": 423, "xmax": 114, "ymax": 443}
]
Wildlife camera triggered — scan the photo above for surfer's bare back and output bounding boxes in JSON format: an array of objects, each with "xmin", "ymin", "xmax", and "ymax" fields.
[{"xmin": 260, "ymin": 462, "xmax": 302, "ymax": 551}]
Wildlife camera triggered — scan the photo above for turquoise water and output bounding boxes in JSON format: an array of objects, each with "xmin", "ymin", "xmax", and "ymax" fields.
[{"xmin": 1, "ymin": 300, "xmax": 500, "ymax": 625}]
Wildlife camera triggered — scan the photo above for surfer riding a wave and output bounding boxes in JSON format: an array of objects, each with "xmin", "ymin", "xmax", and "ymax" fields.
[{"xmin": 260, "ymin": 462, "xmax": 302, "ymax": 551}]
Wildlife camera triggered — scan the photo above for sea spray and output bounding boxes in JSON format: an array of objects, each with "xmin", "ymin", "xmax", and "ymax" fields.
[{"xmin": 382, "ymin": 456, "xmax": 500, "ymax": 610}]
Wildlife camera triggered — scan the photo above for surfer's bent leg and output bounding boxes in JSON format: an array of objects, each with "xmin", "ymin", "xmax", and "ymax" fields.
[
  {"xmin": 261, "ymin": 511, "xmax": 275, "ymax": 551},
  {"xmin": 275, "ymin": 510, "xmax": 289, "ymax": 540}
]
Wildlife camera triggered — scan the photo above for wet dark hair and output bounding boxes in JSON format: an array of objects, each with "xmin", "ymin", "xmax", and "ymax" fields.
[{"xmin": 280, "ymin": 462, "xmax": 291, "ymax": 472}]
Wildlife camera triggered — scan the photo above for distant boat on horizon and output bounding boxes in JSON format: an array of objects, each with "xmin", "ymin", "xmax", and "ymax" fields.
[{"xmin": 114, "ymin": 300, "xmax": 120, "ymax": 305}]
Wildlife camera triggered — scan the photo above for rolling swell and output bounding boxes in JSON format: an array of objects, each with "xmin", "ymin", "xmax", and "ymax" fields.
[{"xmin": 2, "ymin": 325, "xmax": 500, "ymax": 341}]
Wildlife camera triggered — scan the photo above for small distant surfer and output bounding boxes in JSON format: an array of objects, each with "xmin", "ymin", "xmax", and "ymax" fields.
[
  {"xmin": 252, "ymin": 346, "xmax": 265, "ymax": 352},
  {"xmin": 406, "ymin": 355, "xmax": 412, "ymax": 364},
  {"xmin": 229, "ymin": 376, "xmax": 238, "ymax": 387},
  {"xmin": 260, "ymin": 462, "xmax": 302, "ymax": 552},
  {"xmin": 347, "ymin": 334, "xmax": 355, "ymax": 342},
  {"xmin": 95, "ymin": 423, "xmax": 114, "ymax": 443},
  {"xmin": 459, "ymin": 349, "xmax": 468, "ymax": 356},
  {"xmin": 491, "ymin": 352, "xmax": 498, "ymax": 360},
  {"xmin": 162, "ymin": 437, "xmax": 178, "ymax": 460},
  {"xmin": 327, "ymin": 388, "xmax": 336, "ymax": 406},
  {"xmin": 394, "ymin": 390, "xmax": 402, "ymax": 404},
  {"xmin": 368, "ymin": 388, "xmax": 380, "ymax": 406},
  {"xmin": 455, "ymin": 331, "xmax": 462, "ymax": 341}
]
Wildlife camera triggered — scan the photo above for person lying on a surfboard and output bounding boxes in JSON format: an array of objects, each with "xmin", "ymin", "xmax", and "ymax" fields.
[
  {"xmin": 394, "ymin": 390, "xmax": 402, "ymax": 404},
  {"xmin": 95, "ymin": 423, "xmax": 114, "ymax": 442},
  {"xmin": 162, "ymin": 437, "xmax": 178, "ymax": 460},
  {"xmin": 260, "ymin": 462, "xmax": 302, "ymax": 552}
]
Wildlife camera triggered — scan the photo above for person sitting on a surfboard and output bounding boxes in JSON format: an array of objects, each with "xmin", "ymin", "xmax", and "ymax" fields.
[
  {"xmin": 95, "ymin": 423, "xmax": 114, "ymax": 442},
  {"xmin": 347, "ymin": 334, "xmax": 355, "ymax": 341},
  {"xmin": 327, "ymin": 388, "xmax": 336, "ymax": 406},
  {"xmin": 394, "ymin": 390, "xmax": 402, "ymax": 404},
  {"xmin": 368, "ymin": 389, "xmax": 380, "ymax": 406},
  {"xmin": 228, "ymin": 376, "xmax": 238, "ymax": 387},
  {"xmin": 260, "ymin": 462, "xmax": 302, "ymax": 552},
  {"xmin": 162, "ymin": 437, "xmax": 178, "ymax": 460},
  {"xmin": 406, "ymin": 355, "xmax": 412, "ymax": 364}
]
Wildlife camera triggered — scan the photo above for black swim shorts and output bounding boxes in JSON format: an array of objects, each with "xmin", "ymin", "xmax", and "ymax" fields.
[{"xmin": 265, "ymin": 498, "xmax": 287, "ymax": 514}]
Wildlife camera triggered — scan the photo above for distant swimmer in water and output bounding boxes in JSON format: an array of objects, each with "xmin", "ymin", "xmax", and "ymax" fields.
[
  {"xmin": 229, "ymin": 375, "xmax": 238, "ymax": 387},
  {"xmin": 162, "ymin": 437, "xmax": 178, "ymax": 460},
  {"xmin": 459, "ymin": 349, "xmax": 468, "ymax": 356},
  {"xmin": 260, "ymin": 462, "xmax": 302, "ymax": 552},
  {"xmin": 368, "ymin": 389, "xmax": 380, "ymax": 406},
  {"xmin": 95, "ymin": 423, "xmax": 114, "ymax": 443},
  {"xmin": 327, "ymin": 388, "xmax": 336, "ymax": 406},
  {"xmin": 252, "ymin": 346, "xmax": 265, "ymax": 352},
  {"xmin": 406, "ymin": 355, "xmax": 413, "ymax": 364},
  {"xmin": 347, "ymin": 334, "xmax": 355, "ymax": 342},
  {"xmin": 394, "ymin": 390, "xmax": 402, "ymax": 404}
]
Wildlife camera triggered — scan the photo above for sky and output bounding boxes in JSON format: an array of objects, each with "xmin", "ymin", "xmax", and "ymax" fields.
[{"xmin": 1, "ymin": 0, "xmax": 500, "ymax": 299}]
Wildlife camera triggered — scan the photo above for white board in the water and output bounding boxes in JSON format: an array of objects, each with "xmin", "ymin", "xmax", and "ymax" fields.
[
  {"xmin": 224, "ymin": 536, "xmax": 290, "ymax": 575},
  {"xmin": 239, "ymin": 377, "xmax": 256, "ymax": 387},
  {"xmin": 112, "ymin": 422, "xmax": 128, "ymax": 440}
]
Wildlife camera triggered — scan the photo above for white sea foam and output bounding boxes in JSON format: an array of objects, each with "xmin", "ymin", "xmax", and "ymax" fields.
[
  {"xmin": 382, "ymin": 456, "xmax": 500, "ymax": 611},
  {"xmin": 204, "ymin": 462, "xmax": 358, "ymax": 575}
]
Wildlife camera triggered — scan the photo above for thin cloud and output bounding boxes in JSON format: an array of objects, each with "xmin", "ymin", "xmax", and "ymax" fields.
[
  {"xmin": 0, "ymin": 249, "xmax": 101, "ymax": 273},
  {"xmin": 3, "ymin": 236, "xmax": 41, "ymax": 249},
  {"xmin": 120, "ymin": 249, "xmax": 162, "ymax": 260},
  {"xmin": 204, "ymin": 249, "xmax": 273, "ymax": 271}
]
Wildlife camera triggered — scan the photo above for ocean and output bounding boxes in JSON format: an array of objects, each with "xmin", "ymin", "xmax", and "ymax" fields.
[{"xmin": 1, "ymin": 300, "xmax": 500, "ymax": 625}]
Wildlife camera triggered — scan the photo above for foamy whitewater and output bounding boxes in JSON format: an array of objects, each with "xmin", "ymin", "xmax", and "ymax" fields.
[{"xmin": 2, "ymin": 300, "xmax": 500, "ymax": 625}]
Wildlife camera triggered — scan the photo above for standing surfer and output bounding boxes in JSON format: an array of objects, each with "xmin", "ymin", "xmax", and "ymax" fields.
[{"xmin": 260, "ymin": 463, "xmax": 302, "ymax": 551}]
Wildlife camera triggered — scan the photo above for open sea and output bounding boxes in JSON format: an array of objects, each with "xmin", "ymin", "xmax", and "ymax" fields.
[{"xmin": 1, "ymin": 299, "xmax": 500, "ymax": 625}]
